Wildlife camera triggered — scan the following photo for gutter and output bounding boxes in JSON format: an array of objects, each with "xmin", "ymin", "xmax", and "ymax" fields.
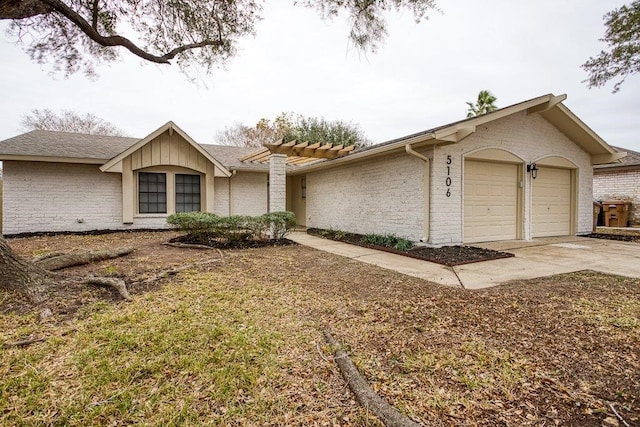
[{"xmin": 405, "ymin": 143, "xmax": 431, "ymax": 243}]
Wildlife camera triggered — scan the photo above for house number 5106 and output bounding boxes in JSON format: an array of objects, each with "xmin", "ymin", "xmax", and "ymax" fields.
[{"xmin": 445, "ymin": 155, "xmax": 452, "ymax": 197}]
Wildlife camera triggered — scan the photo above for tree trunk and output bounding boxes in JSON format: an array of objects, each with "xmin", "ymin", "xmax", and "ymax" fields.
[{"xmin": 0, "ymin": 235, "xmax": 53, "ymax": 303}]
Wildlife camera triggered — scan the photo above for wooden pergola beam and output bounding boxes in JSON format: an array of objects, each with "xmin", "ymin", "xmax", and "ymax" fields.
[{"xmin": 241, "ymin": 139, "xmax": 356, "ymax": 165}]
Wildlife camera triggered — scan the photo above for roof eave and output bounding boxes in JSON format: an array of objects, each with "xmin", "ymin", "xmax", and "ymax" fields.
[
  {"xmin": 0, "ymin": 154, "xmax": 107, "ymax": 164},
  {"xmin": 290, "ymin": 94, "xmax": 564, "ymax": 174}
]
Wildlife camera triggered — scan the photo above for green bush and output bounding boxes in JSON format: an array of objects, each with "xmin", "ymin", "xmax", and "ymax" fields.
[
  {"xmin": 167, "ymin": 211, "xmax": 297, "ymax": 242},
  {"xmin": 362, "ymin": 233, "xmax": 414, "ymax": 251},
  {"xmin": 262, "ymin": 211, "xmax": 297, "ymax": 240},
  {"xmin": 167, "ymin": 212, "xmax": 221, "ymax": 241}
]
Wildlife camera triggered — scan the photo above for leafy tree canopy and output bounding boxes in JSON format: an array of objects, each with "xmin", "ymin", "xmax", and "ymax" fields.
[
  {"xmin": 466, "ymin": 90, "xmax": 498, "ymax": 118},
  {"xmin": 20, "ymin": 108, "xmax": 126, "ymax": 136},
  {"xmin": 583, "ymin": 1, "xmax": 640, "ymax": 93},
  {"xmin": 215, "ymin": 113, "xmax": 370, "ymax": 148},
  {"xmin": 1, "ymin": 0, "xmax": 437, "ymax": 77}
]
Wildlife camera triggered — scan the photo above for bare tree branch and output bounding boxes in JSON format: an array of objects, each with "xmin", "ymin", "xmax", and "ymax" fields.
[{"xmin": 39, "ymin": 0, "xmax": 222, "ymax": 64}]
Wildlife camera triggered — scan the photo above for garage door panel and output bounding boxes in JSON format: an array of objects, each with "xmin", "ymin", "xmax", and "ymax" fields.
[
  {"xmin": 464, "ymin": 160, "xmax": 518, "ymax": 243},
  {"xmin": 532, "ymin": 167, "xmax": 571, "ymax": 238}
]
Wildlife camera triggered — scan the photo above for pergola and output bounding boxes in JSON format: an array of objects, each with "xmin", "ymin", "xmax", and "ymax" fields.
[
  {"xmin": 240, "ymin": 139, "xmax": 356, "ymax": 213},
  {"xmin": 239, "ymin": 139, "xmax": 355, "ymax": 165}
]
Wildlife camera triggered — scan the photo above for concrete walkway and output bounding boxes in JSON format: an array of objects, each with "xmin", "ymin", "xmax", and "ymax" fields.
[{"xmin": 288, "ymin": 232, "xmax": 640, "ymax": 289}]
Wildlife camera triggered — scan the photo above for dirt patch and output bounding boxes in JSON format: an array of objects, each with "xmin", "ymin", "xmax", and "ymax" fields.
[{"xmin": 307, "ymin": 227, "xmax": 514, "ymax": 266}]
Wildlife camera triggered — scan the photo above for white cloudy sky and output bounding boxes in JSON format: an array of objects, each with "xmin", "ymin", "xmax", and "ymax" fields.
[{"xmin": 0, "ymin": 0, "xmax": 638, "ymax": 152}]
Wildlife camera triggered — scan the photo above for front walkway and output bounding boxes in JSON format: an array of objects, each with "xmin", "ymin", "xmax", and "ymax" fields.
[{"xmin": 288, "ymin": 232, "xmax": 640, "ymax": 289}]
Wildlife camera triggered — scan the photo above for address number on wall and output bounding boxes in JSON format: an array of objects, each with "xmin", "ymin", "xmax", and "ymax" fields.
[{"xmin": 445, "ymin": 155, "xmax": 452, "ymax": 197}]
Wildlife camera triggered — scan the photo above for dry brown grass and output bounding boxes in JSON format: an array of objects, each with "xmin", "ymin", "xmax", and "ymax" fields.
[{"xmin": 1, "ymin": 232, "xmax": 639, "ymax": 426}]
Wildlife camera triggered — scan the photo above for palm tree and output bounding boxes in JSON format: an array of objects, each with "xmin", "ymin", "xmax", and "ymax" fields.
[{"xmin": 466, "ymin": 90, "xmax": 498, "ymax": 117}]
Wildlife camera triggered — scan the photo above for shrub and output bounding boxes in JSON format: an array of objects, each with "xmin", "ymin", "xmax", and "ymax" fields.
[
  {"xmin": 262, "ymin": 211, "xmax": 297, "ymax": 239},
  {"xmin": 362, "ymin": 233, "xmax": 414, "ymax": 251},
  {"xmin": 167, "ymin": 211, "xmax": 297, "ymax": 242},
  {"xmin": 167, "ymin": 212, "xmax": 220, "ymax": 241}
]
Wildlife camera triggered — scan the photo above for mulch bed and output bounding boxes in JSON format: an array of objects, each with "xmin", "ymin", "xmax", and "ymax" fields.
[
  {"xmin": 169, "ymin": 235, "xmax": 296, "ymax": 249},
  {"xmin": 586, "ymin": 233, "xmax": 640, "ymax": 243},
  {"xmin": 307, "ymin": 228, "xmax": 514, "ymax": 266}
]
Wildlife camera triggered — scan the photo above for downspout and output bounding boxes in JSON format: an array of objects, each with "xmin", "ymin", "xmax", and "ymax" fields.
[
  {"xmin": 228, "ymin": 169, "xmax": 236, "ymax": 215},
  {"xmin": 405, "ymin": 144, "xmax": 430, "ymax": 243}
]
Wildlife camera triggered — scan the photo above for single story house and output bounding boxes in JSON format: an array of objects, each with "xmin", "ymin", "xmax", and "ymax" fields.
[
  {"xmin": 0, "ymin": 93, "xmax": 623, "ymax": 245},
  {"xmin": 593, "ymin": 146, "xmax": 640, "ymax": 226}
]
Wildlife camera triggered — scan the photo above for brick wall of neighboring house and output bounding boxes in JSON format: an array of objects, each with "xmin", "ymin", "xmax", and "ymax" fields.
[
  {"xmin": 593, "ymin": 168, "xmax": 640, "ymax": 226},
  {"xmin": 306, "ymin": 151, "xmax": 426, "ymax": 241}
]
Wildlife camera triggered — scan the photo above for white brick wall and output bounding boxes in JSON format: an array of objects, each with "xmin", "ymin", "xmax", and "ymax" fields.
[
  {"xmin": 306, "ymin": 151, "xmax": 426, "ymax": 240},
  {"xmin": 3, "ymin": 161, "xmax": 125, "ymax": 234},
  {"xmin": 593, "ymin": 168, "xmax": 640, "ymax": 225},
  {"xmin": 229, "ymin": 172, "xmax": 268, "ymax": 216},
  {"xmin": 2, "ymin": 162, "xmax": 269, "ymax": 235},
  {"xmin": 304, "ymin": 111, "xmax": 593, "ymax": 245},
  {"xmin": 269, "ymin": 154, "xmax": 287, "ymax": 212},
  {"xmin": 213, "ymin": 177, "xmax": 230, "ymax": 216},
  {"xmin": 430, "ymin": 111, "xmax": 592, "ymax": 245}
]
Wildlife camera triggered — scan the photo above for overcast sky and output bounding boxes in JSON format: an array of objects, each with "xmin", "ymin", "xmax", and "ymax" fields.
[{"xmin": 0, "ymin": 0, "xmax": 638, "ymax": 152}]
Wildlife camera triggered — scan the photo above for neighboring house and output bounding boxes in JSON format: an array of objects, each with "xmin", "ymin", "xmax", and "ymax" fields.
[
  {"xmin": 593, "ymin": 146, "xmax": 640, "ymax": 226},
  {"xmin": 0, "ymin": 94, "xmax": 622, "ymax": 245}
]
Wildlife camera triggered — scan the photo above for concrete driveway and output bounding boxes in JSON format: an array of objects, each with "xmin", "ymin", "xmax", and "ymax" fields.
[
  {"xmin": 461, "ymin": 236, "xmax": 640, "ymax": 289},
  {"xmin": 288, "ymin": 233, "xmax": 640, "ymax": 289}
]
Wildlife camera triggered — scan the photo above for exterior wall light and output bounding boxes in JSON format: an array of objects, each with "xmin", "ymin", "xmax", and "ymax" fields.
[{"xmin": 527, "ymin": 162, "xmax": 538, "ymax": 179}]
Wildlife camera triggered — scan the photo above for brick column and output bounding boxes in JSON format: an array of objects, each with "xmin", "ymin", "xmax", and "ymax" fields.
[{"xmin": 269, "ymin": 154, "xmax": 287, "ymax": 212}]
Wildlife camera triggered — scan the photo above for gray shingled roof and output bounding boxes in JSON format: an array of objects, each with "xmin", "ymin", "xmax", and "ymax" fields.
[
  {"xmin": 0, "ymin": 130, "xmax": 269, "ymax": 170},
  {"xmin": 0, "ymin": 130, "xmax": 138, "ymax": 160},
  {"xmin": 595, "ymin": 146, "xmax": 640, "ymax": 169},
  {"xmin": 201, "ymin": 145, "xmax": 268, "ymax": 171}
]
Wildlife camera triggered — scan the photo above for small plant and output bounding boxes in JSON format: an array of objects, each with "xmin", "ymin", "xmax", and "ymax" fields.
[
  {"xmin": 102, "ymin": 265, "xmax": 118, "ymax": 276},
  {"xmin": 362, "ymin": 233, "xmax": 414, "ymax": 251},
  {"xmin": 392, "ymin": 238, "xmax": 415, "ymax": 251}
]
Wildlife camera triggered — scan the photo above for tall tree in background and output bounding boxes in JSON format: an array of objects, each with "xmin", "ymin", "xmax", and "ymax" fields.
[
  {"xmin": 583, "ymin": 1, "xmax": 640, "ymax": 93},
  {"xmin": 466, "ymin": 90, "xmax": 498, "ymax": 117},
  {"xmin": 1, "ymin": 0, "xmax": 438, "ymax": 77},
  {"xmin": 216, "ymin": 113, "xmax": 370, "ymax": 148},
  {"xmin": 20, "ymin": 109, "xmax": 125, "ymax": 136}
]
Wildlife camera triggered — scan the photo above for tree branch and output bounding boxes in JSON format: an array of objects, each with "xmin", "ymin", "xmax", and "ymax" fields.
[
  {"xmin": 38, "ymin": 0, "xmax": 223, "ymax": 64},
  {"xmin": 0, "ymin": 0, "xmax": 52, "ymax": 19}
]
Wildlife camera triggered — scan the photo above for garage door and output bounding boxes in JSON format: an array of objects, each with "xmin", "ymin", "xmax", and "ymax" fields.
[
  {"xmin": 532, "ymin": 167, "xmax": 571, "ymax": 238},
  {"xmin": 464, "ymin": 160, "xmax": 518, "ymax": 243}
]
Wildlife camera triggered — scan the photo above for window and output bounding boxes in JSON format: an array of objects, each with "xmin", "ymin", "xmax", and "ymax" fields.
[
  {"xmin": 139, "ymin": 172, "xmax": 167, "ymax": 213},
  {"xmin": 301, "ymin": 177, "xmax": 307, "ymax": 199},
  {"xmin": 175, "ymin": 174, "xmax": 201, "ymax": 212}
]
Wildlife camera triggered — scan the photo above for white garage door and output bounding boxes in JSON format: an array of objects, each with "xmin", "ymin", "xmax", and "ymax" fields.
[
  {"xmin": 464, "ymin": 160, "xmax": 518, "ymax": 243},
  {"xmin": 532, "ymin": 167, "xmax": 571, "ymax": 238}
]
